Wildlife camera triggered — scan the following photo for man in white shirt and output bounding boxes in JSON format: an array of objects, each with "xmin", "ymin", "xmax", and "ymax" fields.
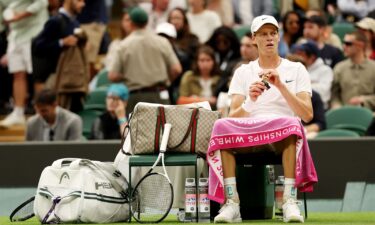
[
  {"xmin": 292, "ymin": 41, "xmax": 333, "ymax": 109},
  {"xmin": 214, "ymin": 15, "xmax": 312, "ymax": 224},
  {"xmin": 186, "ymin": 0, "xmax": 221, "ymax": 43}
]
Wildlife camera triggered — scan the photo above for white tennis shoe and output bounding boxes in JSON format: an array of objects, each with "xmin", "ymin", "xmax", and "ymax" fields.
[
  {"xmin": 283, "ymin": 198, "xmax": 304, "ymax": 223},
  {"xmin": 214, "ymin": 199, "xmax": 242, "ymax": 223}
]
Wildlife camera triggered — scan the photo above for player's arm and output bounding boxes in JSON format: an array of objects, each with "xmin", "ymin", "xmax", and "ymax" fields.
[{"xmin": 228, "ymin": 94, "xmax": 249, "ymax": 118}]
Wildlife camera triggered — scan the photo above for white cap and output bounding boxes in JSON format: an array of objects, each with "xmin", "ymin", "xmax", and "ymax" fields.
[
  {"xmin": 251, "ymin": 15, "xmax": 279, "ymax": 34},
  {"xmin": 156, "ymin": 22, "xmax": 177, "ymax": 38},
  {"xmin": 356, "ymin": 17, "xmax": 375, "ymax": 33}
]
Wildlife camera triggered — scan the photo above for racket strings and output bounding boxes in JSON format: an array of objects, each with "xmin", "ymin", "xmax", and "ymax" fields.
[{"xmin": 132, "ymin": 173, "xmax": 173, "ymax": 222}]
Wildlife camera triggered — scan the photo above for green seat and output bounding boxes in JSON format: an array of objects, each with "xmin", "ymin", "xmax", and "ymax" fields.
[
  {"xmin": 233, "ymin": 25, "xmax": 251, "ymax": 41},
  {"xmin": 128, "ymin": 153, "xmax": 199, "ymax": 222},
  {"xmin": 315, "ymin": 128, "xmax": 360, "ymax": 138},
  {"xmin": 95, "ymin": 69, "xmax": 111, "ymax": 88},
  {"xmin": 332, "ymin": 22, "xmax": 355, "ymax": 42},
  {"xmin": 77, "ymin": 109, "xmax": 102, "ymax": 139},
  {"xmin": 84, "ymin": 86, "xmax": 108, "ymax": 111},
  {"xmin": 325, "ymin": 106, "xmax": 373, "ymax": 136}
]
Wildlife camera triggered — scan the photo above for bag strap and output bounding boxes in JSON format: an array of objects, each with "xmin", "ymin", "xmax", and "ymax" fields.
[
  {"xmin": 154, "ymin": 106, "xmax": 166, "ymax": 154},
  {"xmin": 167, "ymin": 108, "xmax": 199, "ymax": 153}
]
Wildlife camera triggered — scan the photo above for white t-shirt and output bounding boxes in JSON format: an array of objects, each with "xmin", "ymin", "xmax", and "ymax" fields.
[
  {"xmin": 187, "ymin": 10, "xmax": 222, "ymax": 43},
  {"xmin": 228, "ymin": 58, "xmax": 312, "ymax": 118}
]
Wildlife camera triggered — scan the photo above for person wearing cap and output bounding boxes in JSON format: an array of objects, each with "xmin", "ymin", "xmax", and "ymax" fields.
[
  {"xmin": 355, "ymin": 17, "xmax": 375, "ymax": 59},
  {"xmin": 90, "ymin": 83, "xmax": 129, "ymax": 140},
  {"xmin": 108, "ymin": 7, "xmax": 182, "ymax": 114},
  {"xmin": 26, "ymin": 89, "xmax": 82, "ymax": 141},
  {"xmin": 331, "ymin": 30, "xmax": 375, "ymax": 112},
  {"xmin": 303, "ymin": 15, "xmax": 344, "ymax": 69},
  {"xmin": 213, "ymin": 15, "xmax": 313, "ymax": 223},
  {"xmin": 292, "ymin": 41, "xmax": 333, "ymax": 109}
]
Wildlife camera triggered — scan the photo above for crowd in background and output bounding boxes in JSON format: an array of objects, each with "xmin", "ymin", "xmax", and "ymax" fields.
[{"xmin": 0, "ymin": 0, "xmax": 375, "ymax": 141}]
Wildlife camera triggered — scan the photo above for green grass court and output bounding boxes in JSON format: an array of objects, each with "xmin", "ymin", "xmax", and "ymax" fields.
[{"xmin": 2, "ymin": 213, "xmax": 375, "ymax": 225}]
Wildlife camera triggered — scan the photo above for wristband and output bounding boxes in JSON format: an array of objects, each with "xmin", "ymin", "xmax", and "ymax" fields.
[
  {"xmin": 241, "ymin": 98, "xmax": 256, "ymax": 113},
  {"xmin": 118, "ymin": 117, "xmax": 128, "ymax": 125}
]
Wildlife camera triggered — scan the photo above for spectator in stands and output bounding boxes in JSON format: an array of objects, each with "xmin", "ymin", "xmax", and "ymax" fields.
[
  {"xmin": 0, "ymin": 0, "xmax": 11, "ymax": 115},
  {"xmin": 48, "ymin": 0, "xmax": 62, "ymax": 16},
  {"xmin": 186, "ymin": 0, "xmax": 222, "ymax": 43},
  {"xmin": 207, "ymin": 0, "xmax": 234, "ymax": 27},
  {"xmin": 355, "ymin": 17, "xmax": 375, "ymax": 60},
  {"xmin": 206, "ymin": 26, "xmax": 241, "ymax": 95},
  {"xmin": 168, "ymin": 7, "xmax": 199, "ymax": 72},
  {"xmin": 303, "ymin": 15, "xmax": 344, "ymax": 68},
  {"xmin": 0, "ymin": 0, "xmax": 48, "ymax": 128},
  {"xmin": 26, "ymin": 89, "xmax": 82, "ymax": 141},
  {"xmin": 77, "ymin": 0, "xmax": 109, "ymax": 77},
  {"xmin": 232, "ymin": 0, "xmax": 274, "ymax": 26},
  {"xmin": 292, "ymin": 41, "xmax": 333, "ymax": 109},
  {"xmin": 90, "ymin": 83, "xmax": 129, "ymax": 140},
  {"xmin": 279, "ymin": 11, "xmax": 304, "ymax": 58},
  {"xmin": 31, "ymin": 0, "xmax": 85, "ymax": 94},
  {"xmin": 331, "ymin": 31, "xmax": 375, "ymax": 111},
  {"xmin": 177, "ymin": 45, "xmax": 220, "ymax": 108},
  {"xmin": 305, "ymin": 9, "xmax": 343, "ymax": 51},
  {"xmin": 108, "ymin": 7, "xmax": 181, "ymax": 114},
  {"xmin": 147, "ymin": 0, "xmax": 170, "ymax": 30},
  {"xmin": 337, "ymin": 0, "xmax": 375, "ymax": 22},
  {"xmin": 286, "ymin": 53, "xmax": 327, "ymax": 138},
  {"xmin": 239, "ymin": 32, "xmax": 259, "ymax": 64}
]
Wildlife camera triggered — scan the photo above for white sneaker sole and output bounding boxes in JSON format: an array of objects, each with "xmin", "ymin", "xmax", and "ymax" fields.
[
  {"xmin": 214, "ymin": 217, "xmax": 242, "ymax": 223},
  {"xmin": 283, "ymin": 215, "xmax": 304, "ymax": 223}
]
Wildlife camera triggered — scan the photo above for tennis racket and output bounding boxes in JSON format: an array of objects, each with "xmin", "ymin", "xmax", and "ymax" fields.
[
  {"xmin": 131, "ymin": 123, "xmax": 173, "ymax": 223},
  {"xmin": 9, "ymin": 196, "xmax": 35, "ymax": 222}
]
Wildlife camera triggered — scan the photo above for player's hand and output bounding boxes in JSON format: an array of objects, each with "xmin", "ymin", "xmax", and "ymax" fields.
[
  {"xmin": 261, "ymin": 69, "xmax": 283, "ymax": 88},
  {"xmin": 62, "ymin": 35, "xmax": 78, "ymax": 47},
  {"xmin": 115, "ymin": 100, "xmax": 126, "ymax": 119},
  {"xmin": 249, "ymin": 81, "xmax": 266, "ymax": 101},
  {"xmin": 349, "ymin": 96, "xmax": 364, "ymax": 106}
]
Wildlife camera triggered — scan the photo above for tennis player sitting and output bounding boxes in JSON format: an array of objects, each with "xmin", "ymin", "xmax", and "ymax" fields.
[{"xmin": 208, "ymin": 15, "xmax": 317, "ymax": 223}]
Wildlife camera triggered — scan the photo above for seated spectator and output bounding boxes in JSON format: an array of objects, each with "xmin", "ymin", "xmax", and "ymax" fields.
[
  {"xmin": 279, "ymin": 11, "xmax": 304, "ymax": 58},
  {"xmin": 232, "ymin": 0, "xmax": 274, "ymax": 26},
  {"xmin": 331, "ymin": 31, "xmax": 375, "ymax": 111},
  {"xmin": 337, "ymin": 0, "xmax": 375, "ymax": 22},
  {"xmin": 206, "ymin": 26, "xmax": 241, "ymax": 95},
  {"xmin": 91, "ymin": 83, "xmax": 129, "ymax": 140},
  {"xmin": 186, "ymin": 0, "xmax": 222, "ymax": 43},
  {"xmin": 292, "ymin": 41, "xmax": 333, "ymax": 109},
  {"xmin": 206, "ymin": 0, "xmax": 234, "ymax": 26},
  {"xmin": 26, "ymin": 89, "xmax": 82, "ymax": 141},
  {"xmin": 303, "ymin": 15, "xmax": 344, "ymax": 69},
  {"xmin": 355, "ymin": 17, "xmax": 375, "ymax": 60},
  {"xmin": 177, "ymin": 45, "xmax": 220, "ymax": 109}
]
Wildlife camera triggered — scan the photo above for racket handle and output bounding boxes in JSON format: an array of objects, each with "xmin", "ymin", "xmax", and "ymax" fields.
[{"xmin": 160, "ymin": 123, "xmax": 172, "ymax": 152}]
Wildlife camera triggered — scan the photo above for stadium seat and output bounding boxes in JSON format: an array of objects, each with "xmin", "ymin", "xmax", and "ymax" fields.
[
  {"xmin": 78, "ymin": 109, "xmax": 102, "ymax": 139},
  {"xmin": 315, "ymin": 128, "xmax": 360, "ymax": 138},
  {"xmin": 233, "ymin": 25, "xmax": 251, "ymax": 41},
  {"xmin": 84, "ymin": 86, "xmax": 108, "ymax": 111},
  {"xmin": 332, "ymin": 22, "xmax": 355, "ymax": 42},
  {"xmin": 325, "ymin": 106, "xmax": 373, "ymax": 136},
  {"xmin": 95, "ymin": 69, "xmax": 111, "ymax": 88}
]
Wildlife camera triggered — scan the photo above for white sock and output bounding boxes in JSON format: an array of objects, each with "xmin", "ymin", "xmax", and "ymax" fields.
[
  {"xmin": 13, "ymin": 107, "xmax": 24, "ymax": 117},
  {"xmin": 283, "ymin": 178, "xmax": 297, "ymax": 202},
  {"xmin": 224, "ymin": 177, "xmax": 239, "ymax": 203}
]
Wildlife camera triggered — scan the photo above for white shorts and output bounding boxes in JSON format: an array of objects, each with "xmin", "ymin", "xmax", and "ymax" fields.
[{"xmin": 7, "ymin": 41, "xmax": 33, "ymax": 74}]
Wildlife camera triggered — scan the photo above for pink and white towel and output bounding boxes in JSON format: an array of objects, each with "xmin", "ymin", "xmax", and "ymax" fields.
[{"xmin": 207, "ymin": 116, "xmax": 318, "ymax": 204}]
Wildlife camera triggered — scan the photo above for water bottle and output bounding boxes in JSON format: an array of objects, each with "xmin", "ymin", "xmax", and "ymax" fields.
[
  {"xmin": 198, "ymin": 178, "xmax": 210, "ymax": 223},
  {"xmin": 185, "ymin": 178, "xmax": 197, "ymax": 222},
  {"xmin": 275, "ymin": 176, "xmax": 284, "ymax": 217}
]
